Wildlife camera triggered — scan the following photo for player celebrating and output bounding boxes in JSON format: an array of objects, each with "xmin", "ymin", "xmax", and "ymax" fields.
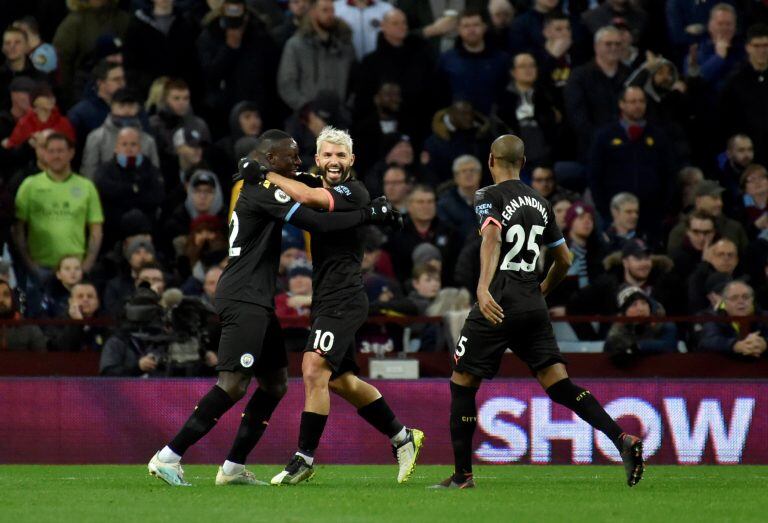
[
  {"xmin": 263, "ymin": 127, "xmax": 424, "ymax": 485},
  {"xmin": 148, "ymin": 130, "xmax": 396, "ymax": 486},
  {"xmin": 431, "ymin": 135, "xmax": 644, "ymax": 489}
]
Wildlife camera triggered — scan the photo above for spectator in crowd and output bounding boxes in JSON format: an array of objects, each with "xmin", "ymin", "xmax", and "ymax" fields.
[
  {"xmin": 12, "ymin": 16, "xmax": 59, "ymax": 76},
  {"xmin": 603, "ymin": 285, "xmax": 678, "ymax": 355},
  {"xmin": 698, "ymin": 280, "xmax": 767, "ymax": 358},
  {"xmin": 719, "ymin": 133, "xmax": 754, "ymax": 212},
  {"xmin": 272, "ymin": 0, "xmax": 311, "ymax": 47},
  {"xmin": 398, "ymin": 0, "xmax": 482, "ymax": 52},
  {"xmin": 46, "ymin": 280, "xmax": 108, "ymax": 351},
  {"xmin": 2, "ymin": 86, "xmax": 76, "ymax": 150},
  {"xmin": 487, "ymin": 0, "xmax": 514, "ymax": 50},
  {"xmin": 666, "ymin": 0, "xmax": 738, "ymax": 50},
  {"xmin": 603, "ymin": 192, "xmax": 644, "ymax": 253},
  {"xmin": 536, "ymin": 11, "xmax": 580, "ymax": 97},
  {"xmin": 736, "ymin": 163, "xmax": 768, "ymax": 239},
  {"xmin": 181, "ymin": 215, "xmax": 227, "ymax": 282},
  {"xmin": 333, "ymin": 0, "xmax": 393, "ymax": 60},
  {"xmin": 565, "ymin": 25, "xmax": 630, "ymax": 159},
  {"xmin": 551, "ymin": 192, "xmax": 575, "ymax": 231},
  {"xmin": 405, "ymin": 263, "xmax": 443, "ymax": 351},
  {"xmin": 149, "ymin": 78, "xmax": 211, "ymax": 161},
  {"xmin": 277, "ymin": 232, "xmax": 308, "ymax": 292},
  {"xmin": 275, "ymin": 263, "xmax": 313, "ymax": 317},
  {"xmin": 687, "ymin": 237, "xmax": 740, "ymax": 312},
  {"xmin": 181, "ymin": 263, "xmax": 223, "ymax": 305},
  {"xmin": 351, "ymin": 82, "xmax": 411, "ymax": 176},
  {"xmin": 38, "ymin": 254, "xmax": 83, "ymax": 319},
  {"xmin": 0, "ymin": 279, "xmax": 46, "ymax": 351},
  {"xmin": 435, "ymin": 9, "xmax": 509, "ymax": 115},
  {"xmin": 496, "ymin": 52, "xmax": 559, "ymax": 168},
  {"xmin": 163, "ymin": 125, "xmax": 210, "ymax": 201},
  {"xmin": 381, "ymin": 165, "xmax": 412, "ymax": 214},
  {"xmin": 352, "ymin": 8, "xmax": 436, "ymax": 142},
  {"xmin": 677, "ymin": 165, "xmax": 706, "ymax": 214},
  {"xmin": 81, "ymin": 89, "xmax": 160, "ymax": 179},
  {"xmin": 164, "ymin": 170, "xmax": 225, "ymax": 247},
  {"xmin": 103, "ymin": 237, "xmax": 157, "ymax": 316},
  {"xmin": 545, "ymin": 201, "xmax": 604, "ymax": 311},
  {"xmin": 135, "ymin": 261, "xmax": 166, "ymax": 296},
  {"xmin": 627, "ymin": 52, "xmax": 692, "ymax": 164},
  {"xmin": 94, "ymin": 127, "xmax": 165, "ymax": 248},
  {"xmin": 384, "ymin": 184, "xmax": 460, "ymax": 287},
  {"xmin": 211, "ymin": 101, "xmax": 261, "ymax": 176},
  {"xmin": 507, "ymin": 0, "xmax": 560, "ymax": 55},
  {"xmin": 686, "ymin": 3, "xmax": 743, "ymax": 93},
  {"xmin": 667, "ymin": 180, "xmax": 749, "ymax": 254},
  {"xmin": 277, "ymin": 0, "xmax": 355, "ymax": 112},
  {"xmin": 437, "ymin": 154, "xmax": 481, "ymax": 240},
  {"xmin": 0, "ymin": 78, "xmax": 36, "ymax": 180},
  {"xmin": 719, "ymin": 24, "xmax": 768, "ymax": 163},
  {"xmin": 423, "ymin": 100, "xmax": 493, "ymax": 181},
  {"xmin": 589, "ymin": 86, "xmax": 675, "ymax": 242},
  {"xmin": 3, "ymin": 127, "xmax": 50, "ymax": 200},
  {"xmin": 66, "ymin": 61, "xmax": 126, "ymax": 146},
  {"xmin": 365, "ymin": 135, "xmax": 437, "ymax": 195},
  {"xmin": 582, "ymin": 0, "xmax": 648, "ymax": 44},
  {"xmin": 616, "ymin": 23, "xmax": 643, "ymax": 71},
  {"xmin": 13, "ymin": 133, "xmax": 103, "ymax": 278},
  {"xmin": 53, "ymin": 0, "xmax": 130, "ymax": 104},
  {"xmin": 569, "ymin": 237, "xmax": 682, "ymax": 318},
  {"xmin": 529, "ymin": 165, "xmax": 578, "ymax": 203},
  {"xmin": 361, "ymin": 227, "xmax": 401, "ymax": 306},
  {"xmin": 668, "ymin": 210, "xmax": 717, "ymax": 280},
  {"xmin": 0, "ymin": 26, "xmax": 45, "ymax": 103},
  {"xmin": 122, "ymin": 0, "xmax": 202, "ymax": 98},
  {"xmin": 197, "ymin": 0, "xmax": 279, "ymax": 130}
]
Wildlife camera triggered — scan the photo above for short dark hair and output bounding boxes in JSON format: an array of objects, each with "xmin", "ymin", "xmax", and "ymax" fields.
[
  {"xmin": 14, "ymin": 16, "xmax": 40, "ymax": 36},
  {"xmin": 544, "ymin": 11, "xmax": 569, "ymax": 27},
  {"xmin": 409, "ymin": 183, "xmax": 436, "ymax": 198},
  {"xmin": 747, "ymin": 23, "xmax": 768, "ymax": 43},
  {"xmin": 93, "ymin": 59, "xmax": 122, "ymax": 82},
  {"xmin": 72, "ymin": 280, "xmax": 97, "ymax": 293},
  {"xmin": 412, "ymin": 264, "xmax": 441, "ymax": 281},
  {"xmin": 111, "ymin": 88, "xmax": 141, "ymax": 106},
  {"xmin": 3, "ymin": 26, "xmax": 27, "ymax": 40},
  {"xmin": 686, "ymin": 210, "xmax": 716, "ymax": 229},
  {"xmin": 164, "ymin": 78, "xmax": 189, "ymax": 94},
  {"xmin": 256, "ymin": 129, "xmax": 293, "ymax": 155},
  {"xmin": 45, "ymin": 132, "xmax": 74, "ymax": 150},
  {"xmin": 458, "ymin": 9, "xmax": 485, "ymax": 22}
]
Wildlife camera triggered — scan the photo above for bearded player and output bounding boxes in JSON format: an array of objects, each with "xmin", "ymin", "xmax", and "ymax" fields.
[
  {"xmin": 431, "ymin": 135, "xmax": 644, "ymax": 489},
  {"xmin": 263, "ymin": 127, "xmax": 424, "ymax": 485}
]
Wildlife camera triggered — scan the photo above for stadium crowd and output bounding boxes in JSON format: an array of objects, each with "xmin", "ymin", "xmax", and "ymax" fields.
[{"xmin": 0, "ymin": 0, "xmax": 767, "ymax": 367}]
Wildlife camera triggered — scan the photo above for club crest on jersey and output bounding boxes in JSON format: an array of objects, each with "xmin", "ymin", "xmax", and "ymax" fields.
[
  {"xmin": 274, "ymin": 189, "xmax": 291, "ymax": 203},
  {"xmin": 240, "ymin": 353, "xmax": 254, "ymax": 368}
]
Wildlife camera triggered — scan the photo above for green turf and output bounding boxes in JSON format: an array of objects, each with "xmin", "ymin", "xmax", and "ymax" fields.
[{"xmin": 1, "ymin": 465, "xmax": 766, "ymax": 522}]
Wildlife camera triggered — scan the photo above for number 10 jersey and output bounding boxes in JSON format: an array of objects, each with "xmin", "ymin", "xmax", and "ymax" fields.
[{"xmin": 472, "ymin": 179, "xmax": 565, "ymax": 315}]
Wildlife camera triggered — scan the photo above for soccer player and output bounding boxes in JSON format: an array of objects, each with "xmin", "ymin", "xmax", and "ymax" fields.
[
  {"xmin": 431, "ymin": 135, "xmax": 644, "ymax": 489},
  {"xmin": 148, "ymin": 130, "xmax": 396, "ymax": 486},
  {"xmin": 263, "ymin": 127, "xmax": 424, "ymax": 485}
]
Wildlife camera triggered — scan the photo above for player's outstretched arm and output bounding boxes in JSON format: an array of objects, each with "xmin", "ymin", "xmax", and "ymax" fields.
[
  {"xmin": 267, "ymin": 172, "xmax": 332, "ymax": 210},
  {"xmin": 540, "ymin": 242, "xmax": 572, "ymax": 297},
  {"xmin": 286, "ymin": 197, "xmax": 395, "ymax": 233},
  {"xmin": 477, "ymin": 223, "xmax": 504, "ymax": 325}
]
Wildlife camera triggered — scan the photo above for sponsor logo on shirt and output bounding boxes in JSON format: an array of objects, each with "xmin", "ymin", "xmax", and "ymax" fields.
[{"xmin": 333, "ymin": 185, "xmax": 352, "ymax": 196}]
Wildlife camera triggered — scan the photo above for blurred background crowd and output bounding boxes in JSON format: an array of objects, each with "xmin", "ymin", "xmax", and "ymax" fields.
[{"xmin": 1, "ymin": 0, "xmax": 767, "ymax": 373}]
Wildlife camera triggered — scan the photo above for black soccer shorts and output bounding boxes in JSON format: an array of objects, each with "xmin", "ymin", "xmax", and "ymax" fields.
[
  {"xmin": 452, "ymin": 307, "xmax": 566, "ymax": 378},
  {"xmin": 215, "ymin": 298, "xmax": 288, "ymax": 376},
  {"xmin": 303, "ymin": 293, "xmax": 369, "ymax": 378}
]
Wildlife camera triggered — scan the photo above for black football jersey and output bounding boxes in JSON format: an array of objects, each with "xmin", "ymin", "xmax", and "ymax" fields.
[
  {"xmin": 297, "ymin": 175, "xmax": 370, "ymax": 312},
  {"xmin": 216, "ymin": 179, "xmax": 300, "ymax": 308},
  {"xmin": 472, "ymin": 179, "xmax": 564, "ymax": 314}
]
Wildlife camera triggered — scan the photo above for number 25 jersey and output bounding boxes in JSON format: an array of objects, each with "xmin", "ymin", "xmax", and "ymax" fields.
[{"xmin": 473, "ymin": 179, "xmax": 565, "ymax": 314}]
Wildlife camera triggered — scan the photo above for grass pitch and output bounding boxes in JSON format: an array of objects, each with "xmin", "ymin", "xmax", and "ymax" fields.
[{"xmin": 1, "ymin": 465, "xmax": 766, "ymax": 522}]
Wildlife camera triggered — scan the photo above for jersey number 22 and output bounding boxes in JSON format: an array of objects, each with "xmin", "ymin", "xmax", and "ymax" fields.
[{"xmin": 500, "ymin": 224, "xmax": 544, "ymax": 272}]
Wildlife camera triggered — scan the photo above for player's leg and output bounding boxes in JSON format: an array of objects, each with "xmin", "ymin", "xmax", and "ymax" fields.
[
  {"xmin": 149, "ymin": 370, "xmax": 249, "ymax": 486},
  {"xmin": 271, "ymin": 351, "xmax": 332, "ymax": 485},
  {"xmin": 218, "ymin": 367, "xmax": 288, "ymax": 486},
  {"xmin": 329, "ymin": 372, "xmax": 425, "ymax": 483},
  {"xmin": 537, "ymin": 363, "xmax": 644, "ymax": 486},
  {"xmin": 432, "ymin": 316, "xmax": 504, "ymax": 489}
]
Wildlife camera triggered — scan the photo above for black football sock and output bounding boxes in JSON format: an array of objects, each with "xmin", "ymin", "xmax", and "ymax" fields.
[
  {"xmin": 546, "ymin": 378, "xmax": 623, "ymax": 450},
  {"xmin": 297, "ymin": 411, "xmax": 328, "ymax": 457},
  {"xmin": 357, "ymin": 397, "xmax": 405, "ymax": 440},
  {"xmin": 226, "ymin": 388, "xmax": 282, "ymax": 465},
  {"xmin": 168, "ymin": 385, "xmax": 235, "ymax": 456},
  {"xmin": 449, "ymin": 381, "xmax": 478, "ymax": 482}
]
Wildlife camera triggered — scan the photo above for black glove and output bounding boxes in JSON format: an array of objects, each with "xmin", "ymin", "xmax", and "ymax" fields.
[
  {"xmin": 237, "ymin": 157, "xmax": 269, "ymax": 183},
  {"xmin": 364, "ymin": 196, "xmax": 395, "ymax": 224}
]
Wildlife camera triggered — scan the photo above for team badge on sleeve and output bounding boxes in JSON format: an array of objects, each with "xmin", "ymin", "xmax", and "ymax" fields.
[{"xmin": 274, "ymin": 189, "xmax": 291, "ymax": 203}]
